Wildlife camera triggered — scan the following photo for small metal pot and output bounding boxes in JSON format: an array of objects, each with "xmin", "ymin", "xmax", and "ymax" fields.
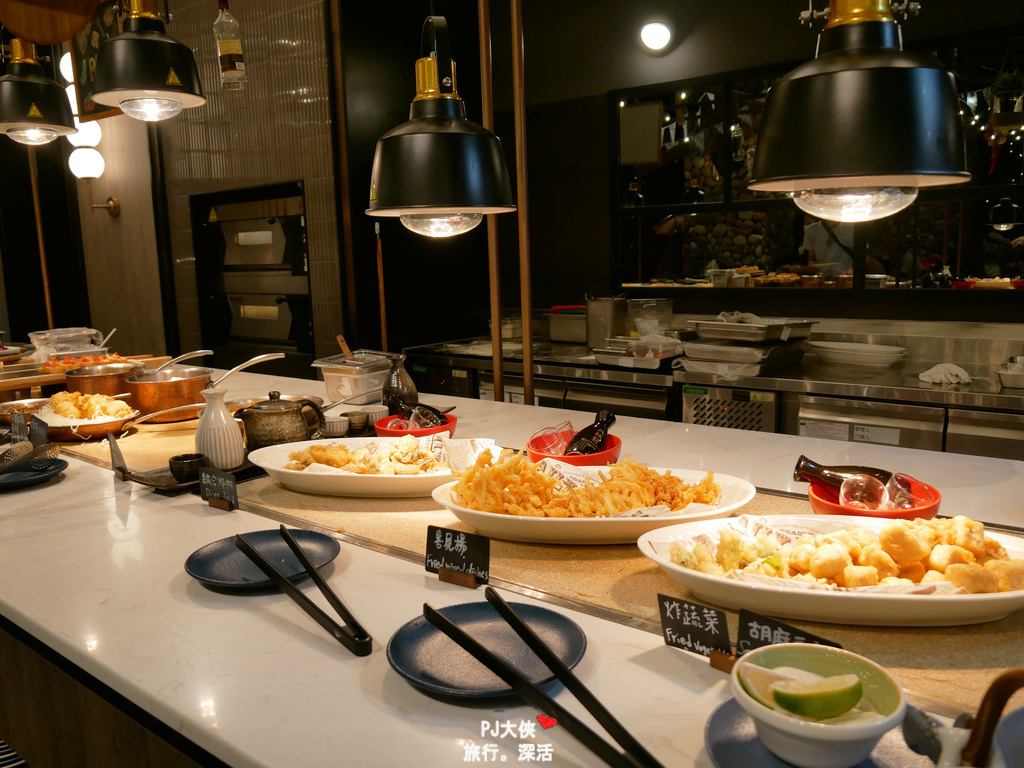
[
  {"xmin": 126, "ymin": 365, "xmax": 213, "ymax": 422},
  {"xmin": 236, "ymin": 391, "xmax": 325, "ymax": 452},
  {"xmin": 64, "ymin": 362, "xmax": 145, "ymax": 396}
]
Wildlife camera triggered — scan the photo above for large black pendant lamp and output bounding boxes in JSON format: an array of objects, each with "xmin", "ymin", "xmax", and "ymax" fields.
[
  {"xmin": 0, "ymin": 39, "xmax": 76, "ymax": 145},
  {"xmin": 749, "ymin": 0, "xmax": 970, "ymax": 222},
  {"xmin": 92, "ymin": 0, "xmax": 205, "ymax": 122},
  {"xmin": 366, "ymin": 16, "xmax": 515, "ymax": 238},
  {"xmin": 989, "ymin": 198, "xmax": 1023, "ymax": 231}
]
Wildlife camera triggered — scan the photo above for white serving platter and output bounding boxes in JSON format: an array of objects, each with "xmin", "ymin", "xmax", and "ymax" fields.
[
  {"xmin": 638, "ymin": 514, "xmax": 1024, "ymax": 626},
  {"xmin": 808, "ymin": 341, "xmax": 907, "ymax": 367}
]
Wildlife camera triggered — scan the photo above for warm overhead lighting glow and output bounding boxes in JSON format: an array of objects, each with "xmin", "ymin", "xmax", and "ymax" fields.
[
  {"xmin": 66, "ymin": 117, "xmax": 102, "ymax": 147},
  {"xmin": 680, "ymin": 91, "xmax": 686, "ymax": 99},
  {"xmin": 69, "ymin": 147, "xmax": 105, "ymax": 178},
  {"xmin": 993, "ymin": 223, "xmax": 1014, "ymax": 232},
  {"xmin": 399, "ymin": 213, "xmax": 482, "ymax": 238},
  {"xmin": 619, "ymin": 100, "xmax": 625, "ymax": 107},
  {"xmin": 59, "ymin": 52, "xmax": 74, "ymax": 83},
  {"xmin": 790, "ymin": 188, "xmax": 918, "ymax": 222},
  {"xmin": 118, "ymin": 97, "xmax": 184, "ymax": 121},
  {"xmin": 640, "ymin": 22, "xmax": 671, "ymax": 50},
  {"xmin": 7, "ymin": 127, "xmax": 59, "ymax": 145},
  {"xmin": 664, "ymin": 115, "xmax": 671, "ymax": 122}
]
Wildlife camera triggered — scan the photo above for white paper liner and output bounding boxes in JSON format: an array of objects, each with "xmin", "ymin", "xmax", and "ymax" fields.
[
  {"xmin": 34, "ymin": 403, "xmax": 131, "ymax": 427},
  {"xmin": 659, "ymin": 515, "xmax": 966, "ymax": 595},
  {"xmin": 296, "ymin": 436, "xmax": 497, "ymax": 475}
]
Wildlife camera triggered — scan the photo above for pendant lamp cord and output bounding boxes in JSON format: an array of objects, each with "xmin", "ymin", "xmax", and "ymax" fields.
[{"xmin": 421, "ymin": 15, "xmax": 453, "ymax": 95}]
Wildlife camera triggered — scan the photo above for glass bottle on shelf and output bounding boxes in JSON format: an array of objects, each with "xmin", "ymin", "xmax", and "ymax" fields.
[
  {"xmin": 381, "ymin": 355, "xmax": 418, "ymax": 407},
  {"xmin": 214, "ymin": 0, "xmax": 247, "ymax": 90},
  {"xmin": 681, "ymin": 177, "xmax": 706, "ymax": 204}
]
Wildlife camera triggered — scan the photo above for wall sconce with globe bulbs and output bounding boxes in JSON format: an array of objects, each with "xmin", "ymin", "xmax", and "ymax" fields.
[{"xmin": 61, "ymin": 52, "xmax": 120, "ymax": 217}]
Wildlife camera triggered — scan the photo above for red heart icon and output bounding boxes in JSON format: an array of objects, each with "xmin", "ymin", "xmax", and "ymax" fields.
[{"xmin": 537, "ymin": 715, "xmax": 558, "ymax": 730}]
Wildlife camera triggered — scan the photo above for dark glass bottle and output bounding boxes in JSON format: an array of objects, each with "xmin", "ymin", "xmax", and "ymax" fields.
[
  {"xmin": 381, "ymin": 355, "xmax": 417, "ymax": 407},
  {"xmin": 793, "ymin": 455, "xmax": 893, "ymax": 492},
  {"xmin": 386, "ymin": 394, "xmax": 445, "ymax": 426},
  {"xmin": 565, "ymin": 410, "xmax": 616, "ymax": 455}
]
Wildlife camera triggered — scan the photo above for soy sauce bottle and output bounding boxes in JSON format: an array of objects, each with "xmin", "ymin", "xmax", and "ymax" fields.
[
  {"xmin": 565, "ymin": 410, "xmax": 616, "ymax": 455},
  {"xmin": 793, "ymin": 455, "xmax": 893, "ymax": 492}
]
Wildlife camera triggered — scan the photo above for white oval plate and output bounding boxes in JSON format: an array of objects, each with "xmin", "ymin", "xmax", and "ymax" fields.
[
  {"xmin": 638, "ymin": 515, "xmax": 1024, "ymax": 626},
  {"xmin": 431, "ymin": 469, "xmax": 756, "ymax": 545},
  {"xmin": 808, "ymin": 341, "xmax": 907, "ymax": 367},
  {"xmin": 247, "ymin": 438, "xmax": 453, "ymax": 498}
]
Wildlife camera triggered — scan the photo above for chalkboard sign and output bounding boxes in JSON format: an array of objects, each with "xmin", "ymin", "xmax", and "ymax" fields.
[
  {"xmin": 200, "ymin": 467, "xmax": 238, "ymax": 511},
  {"xmin": 29, "ymin": 416, "xmax": 49, "ymax": 448},
  {"xmin": 657, "ymin": 594, "xmax": 731, "ymax": 657},
  {"xmin": 736, "ymin": 609, "xmax": 840, "ymax": 655},
  {"xmin": 70, "ymin": 0, "xmax": 122, "ymax": 122},
  {"xmin": 425, "ymin": 525, "xmax": 489, "ymax": 585},
  {"xmin": 10, "ymin": 413, "xmax": 29, "ymax": 444}
]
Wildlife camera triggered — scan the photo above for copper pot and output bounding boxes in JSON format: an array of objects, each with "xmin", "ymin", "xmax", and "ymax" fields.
[
  {"xmin": 125, "ymin": 365, "xmax": 213, "ymax": 422},
  {"xmin": 64, "ymin": 362, "xmax": 145, "ymax": 396}
]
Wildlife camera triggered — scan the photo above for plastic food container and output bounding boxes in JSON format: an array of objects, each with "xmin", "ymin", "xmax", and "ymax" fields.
[
  {"xmin": 627, "ymin": 298, "xmax": 673, "ymax": 334},
  {"xmin": 313, "ymin": 350, "xmax": 390, "ymax": 405}
]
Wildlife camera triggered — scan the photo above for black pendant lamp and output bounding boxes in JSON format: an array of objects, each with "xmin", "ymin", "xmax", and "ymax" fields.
[
  {"xmin": 990, "ymin": 199, "xmax": 1023, "ymax": 231},
  {"xmin": 366, "ymin": 16, "xmax": 515, "ymax": 238},
  {"xmin": 0, "ymin": 40, "xmax": 76, "ymax": 145},
  {"xmin": 93, "ymin": 0, "xmax": 205, "ymax": 122},
  {"xmin": 749, "ymin": 0, "xmax": 970, "ymax": 222}
]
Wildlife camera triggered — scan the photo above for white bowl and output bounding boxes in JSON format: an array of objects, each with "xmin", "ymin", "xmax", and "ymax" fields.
[{"xmin": 730, "ymin": 643, "xmax": 905, "ymax": 768}]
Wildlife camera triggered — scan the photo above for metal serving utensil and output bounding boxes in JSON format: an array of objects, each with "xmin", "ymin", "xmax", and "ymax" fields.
[
  {"xmin": 902, "ymin": 706, "xmax": 942, "ymax": 763},
  {"xmin": 154, "ymin": 349, "xmax": 214, "ymax": 373},
  {"xmin": 0, "ymin": 440, "xmax": 34, "ymax": 467},
  {"xmin": 0, "ymin": 442, "xmax": 60, "ymax": 475}
]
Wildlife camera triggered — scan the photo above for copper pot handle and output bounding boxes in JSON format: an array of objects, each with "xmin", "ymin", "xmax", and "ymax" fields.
[{"xmin": 961, "ymin": 668, "xmax": 1024, "ymax": 766}]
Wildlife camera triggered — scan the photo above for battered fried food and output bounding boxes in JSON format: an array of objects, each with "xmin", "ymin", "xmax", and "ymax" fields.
[
  {"xmin": 49, "ymin": 391, "xmax": 132, "ymax": 420},
  {"xmin": 285, "ymin": 434, "xmax": 446, "ymax": 475},
  {"xmin": 452, "ymin": 449, "xmax": 721, "ymax": 518}
]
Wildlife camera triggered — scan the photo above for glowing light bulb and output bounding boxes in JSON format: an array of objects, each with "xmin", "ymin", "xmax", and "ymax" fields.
[
  {"xmin": 119, "ymin": 97, "xmax": 183, "ymax": 121},
  {"xmin": 59, "ymin": 52, "xmax": 74, "ymax": 83},
  {"xmin": 399, "ymin": 213, "xmax": 482, "ymax": 238},
  {"xmin": 7, "ymin": 127, "xmax": 59, "ymax": 145},
  {"xmin": 67, "ymin": 117, "xmax": 102, "ymax": 148},
  {"xmin": 993, "ymin": 223, "xmax": 1014, "ymax": 231},
  {"xmin": 69, "ymin": 147, "xmax": 105, "ymax": 178},
  {"xmin": 789, "ymin": 187, "xmax": 918, "ymax": 222},
  {"xmin": 640, "ymin": 23, "xmax": 671, "ymax": 50},
  {"xmin": 66, "ymin": 84, "xmax": 78, "ymax": 115}
]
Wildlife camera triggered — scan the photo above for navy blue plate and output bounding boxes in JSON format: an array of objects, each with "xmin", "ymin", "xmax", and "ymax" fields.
[
  {"xmin": 387, "ymin": 601, "xmax": 587, "ymax": 698},
  {"xmin": 995, "ymin": 706, "xmax": 1023, "ymax": 763},
  {"xmin": 185, "ymin": 529, "xmax": 341, "ymax": 589},
  {"xmin": 0, "ymin": 459, "xmax": 68, "ymax": 492},
  {"xmin": 705, "ymin": 698, "xmax": 931, "ymax": 768}
]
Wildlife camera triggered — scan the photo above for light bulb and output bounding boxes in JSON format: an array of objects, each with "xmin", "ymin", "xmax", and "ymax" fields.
[
  {"xmin": 399, "ymin": 213, "xmax": 482, "ymax": 238},
  {"xmin": 67, "ymin": 117, "xmax": 102, "ymax": 148},
  {"xmin": 59, "ymin": 52, "xmax": 74, "ymax": 83},
  {"xmin": 69, "ymin": 147, "xmax": 105, "ymax": 179},
  {"xmin": 119, "ymin": 97, "xmax": 183, "ymax": 122},
  {"xmin": 790, "ymin": 187, "xmax": 918, "ymax": 222},
  {"xmin": 640, "ymin": 23, "xmax": 671, "ymax": 51},
  {"xmin": 7, "ymin": 127, "xmax": 59, "ymax": 146},
  {"xmin": 66, "ymin": 84, "xmax": 78, "ymax": 116},
  {"xmin": 993, "ymin": 223, "xmax": 1014, "ymax": 231}
]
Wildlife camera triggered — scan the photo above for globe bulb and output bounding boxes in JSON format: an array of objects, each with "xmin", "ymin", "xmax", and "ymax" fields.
[
  {"xmin": 69, "ymin": 147, "xmax": 105, "ymax": 179},
  {"xmin": 993, "ymin": 223, "xmax": 1014, "ymax": 232},
  {"xmin": 59, "ymin": 52, "xmax": 74, "ymax": 83},
  {"xmin": 790, "ymin": 187, "xmax": 918, "ymax": 222},
  {"xmin": 66, "ymin": 84, "xmax": 79, "ymax": 116},
  {"xmin": 66, "ymin": 117, "xmax": 102, "ymax": 148},
  {"xmin": 640, "ymin": 22, "xmax": 671, "ymax": 51},
  {"xmin": 119, "ymin": 97, "xmax": 184, "ymax": 122},
  {"xmin": 399, "ymin": 213, "xmax": 483, "ymax": 238},
  {"xmin": 7, "ymin": 127, "xmax": 59, "ymax": 146}
]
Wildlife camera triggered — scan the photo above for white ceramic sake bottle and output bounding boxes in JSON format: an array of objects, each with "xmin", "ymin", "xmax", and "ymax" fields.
[{"xmin": 195, "ymin": 387, "xmax": 245, "ymax": 471}]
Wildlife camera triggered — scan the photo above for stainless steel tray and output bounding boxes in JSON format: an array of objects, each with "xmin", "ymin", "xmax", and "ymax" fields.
[
  {"xmin": 677, "ymin": 348, "xmax": 805, "ymax": 376},
  {"xmin": 693, "ymin": 318, "xmax": 816, "ymax": 342},
  {"xmin": 681, "ymin": 339, "xmax": 805, "ymax": 363},
  {"xmin": 996, "ymin": 364, "xmax": 1024, "ymax": 389},
  {"xmin": 593, "ymin": 349, "xmax": 677, "ymax": 370}
]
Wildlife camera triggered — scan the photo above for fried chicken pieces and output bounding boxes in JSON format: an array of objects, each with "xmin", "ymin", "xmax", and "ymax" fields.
[
  {"xmin": 671, "ymin": 516, "xmax": 1024, "ymax": 594},
  {"xmin": 50, "ymin": 391, "xmax": 133, "ymax": 420},
  {"xmin": 285, "ymin": 434, "xmax": 446, "ymax": 475}
]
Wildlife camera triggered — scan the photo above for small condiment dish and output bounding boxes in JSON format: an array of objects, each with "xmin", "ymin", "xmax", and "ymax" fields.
[
  {"xmin": 730, "ymin": 643, "xmax": 906, "ymax": 768},
  {"xmin": 168, "ymin": 453, "xmax": 209, "ymax": 483}
]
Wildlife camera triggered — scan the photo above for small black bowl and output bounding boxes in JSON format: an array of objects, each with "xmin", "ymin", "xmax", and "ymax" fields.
[{"xmin": 168, "ymin": 453, "xmax": 208, "ymax": 483}]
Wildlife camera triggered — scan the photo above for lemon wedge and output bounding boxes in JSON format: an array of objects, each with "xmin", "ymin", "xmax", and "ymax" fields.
[
  {"xmin": 770, "ymin": 673, "xmax": 864, "ymax": 720},
  {"xmin": 737, "ymin": 663, "xmax": 822, "ymax": 710}
]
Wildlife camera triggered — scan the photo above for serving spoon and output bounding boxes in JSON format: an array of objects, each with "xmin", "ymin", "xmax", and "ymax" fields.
[{"xmin": 0, "ymin": 443, "xmax": 60, "ymax": 475}]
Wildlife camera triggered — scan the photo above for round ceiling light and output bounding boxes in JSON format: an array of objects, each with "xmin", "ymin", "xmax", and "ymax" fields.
[{"xmin": 640, "ymin": 22, "xmax": 671, "ymax": 51}]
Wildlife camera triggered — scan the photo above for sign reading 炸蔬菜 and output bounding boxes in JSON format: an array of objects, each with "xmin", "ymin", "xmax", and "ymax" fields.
[
  {"xmin": 200, "ymin": 467, "xmax": 238, "ymax": 510},
  {"xmin": 29, "ymin": 416, "xmax": 49, "ymax": 448},
  {"xmin": 657, "ymin": 594, "xmax": 731, "ymax": 657},
  {"xmin": 10, "ymin": 413, "xmax": 29, "ymax": 444},
  {"xmin": 425, "ymin": 525, "xmax": 489, "ymax": 585},
  {"xmin": 736, "ymin": 609, "xmax": 840, "ymax": 655}
]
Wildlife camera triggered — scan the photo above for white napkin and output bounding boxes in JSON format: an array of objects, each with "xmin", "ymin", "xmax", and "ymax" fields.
[{"xmin": 919, "ymin": 364, "xmax": 972, "ymax": 384}]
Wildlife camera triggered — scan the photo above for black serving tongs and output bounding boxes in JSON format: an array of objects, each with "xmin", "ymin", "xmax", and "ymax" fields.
[
  {"xmin": 423, "ymin": 587, "xmax": 664, "ymax": 768},
  {"xmin": 235, "ymin": 525, "xmax": 372, "ymax": 657}
]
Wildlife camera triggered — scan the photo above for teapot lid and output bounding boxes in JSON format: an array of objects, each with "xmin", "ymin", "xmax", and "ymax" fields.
[{"xmin": 246, "ymin": 391, "xmax": 299, "ymax": 413}]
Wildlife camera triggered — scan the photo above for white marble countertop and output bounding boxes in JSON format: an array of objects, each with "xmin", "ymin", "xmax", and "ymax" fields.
[{"xmin": 1, "ymin": 371, "xmax": 1022, "ymax": 767}]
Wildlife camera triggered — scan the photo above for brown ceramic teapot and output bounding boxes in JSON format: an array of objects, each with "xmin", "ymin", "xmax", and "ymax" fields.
[{"xmin": 236, "ymin": 391, "xmax": 325, "ymax": 452}]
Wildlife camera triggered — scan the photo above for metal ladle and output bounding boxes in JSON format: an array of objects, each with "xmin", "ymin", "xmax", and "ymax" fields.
[
  {"xmin": 0, "ymin": 442, "xmax": 60, "ymax": 475},
  {"xmin": 208, "ymin": 353, "xmax": 286, "ymax": 389},
  {"xmin": 154, "ymin": 349, "xmax": 214, "ymax": 373}
]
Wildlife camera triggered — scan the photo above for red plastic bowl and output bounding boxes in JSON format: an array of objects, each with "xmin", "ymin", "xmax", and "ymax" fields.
[
  {"xmin": 807, "ymin": 479, "xmax": 941, "ymax": 520},
  {"xmin": 525, "ymin": 430, "xmax": 622, "ymax": 466},
  {"xmin": 374, "ymin": 414, "xmax": 456, "ymax": 438}
]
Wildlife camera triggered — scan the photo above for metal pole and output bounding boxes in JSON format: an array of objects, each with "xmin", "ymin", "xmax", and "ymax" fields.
[
  {"xmin": 509, "ymin": 0, "xmax": 534, "ymax": 405},
  {"xmin": 478, "ymin": 0, "xmax": 503, "ymax": 402},
  {"xmin": 375, "ymin": 223, "xmax": 388, "ymax": 351},
  {"xmin": 27, "ymin": 147, "xmax": 54, "ymax": 329}
]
